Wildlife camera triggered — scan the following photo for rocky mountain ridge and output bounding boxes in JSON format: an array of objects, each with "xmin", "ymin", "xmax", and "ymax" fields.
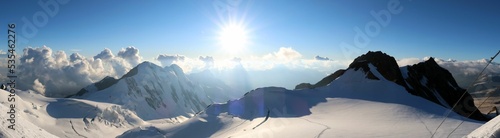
[{"xmin": 296, "ymin": 51, "xmax": 488, "ymax": 121}]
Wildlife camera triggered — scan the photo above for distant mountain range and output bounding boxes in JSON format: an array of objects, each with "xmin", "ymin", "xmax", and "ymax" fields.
[
  {"xmin": 125, "ymin": 51, "xmax": 488, "ymax": 137},
  {"xmin": 1, "ymin": 51, "xmax": 498, "ymax": 138}
]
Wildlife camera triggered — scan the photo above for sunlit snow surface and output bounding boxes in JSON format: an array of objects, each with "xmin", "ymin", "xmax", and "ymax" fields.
[
  {"xmin": 0, "ymin": 89, "xmax": 143, "ymax": 138},
  {"xmin": 0, "ymin": 64, "xmax": 494, "ymax": 138},
  {"xmin": 468, "ymin": 115, "xmax": 500, "ymax": 138},
  {"xmin": 121, "ymin": 65, "xmax": 485, "ymax": 138}
]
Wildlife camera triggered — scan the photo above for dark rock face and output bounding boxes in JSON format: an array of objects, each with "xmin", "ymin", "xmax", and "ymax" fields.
[
  {"xmin": 295, "ymin": 83, "xmax": 314, "ymax": 90},
  {"xmin": 403, "ymin": 58, "xmax": 489, "ymax": 121},
  {"xmin": 95, "ymin": 76, "xmax": 119, "ymax": 90},
  {"xmin": 358, "ymin": 51, "xmax": 488, "ymax": 121},
  {"xmin": 67, "ymin": 62, "xmax": 149, "ymax": 98},
  {"xmin": 298, "ymin": 51, "xmax": 488, "ymax": 121},
  {"xmin": 348, "ymin": 51, "xmax": 407, "ymax": 86}
]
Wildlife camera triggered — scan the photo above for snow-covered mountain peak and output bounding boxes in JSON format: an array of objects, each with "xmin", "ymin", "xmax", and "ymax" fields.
[
  {"xmin": 70, "ymin": 61, "xmax": 237, "ymax": 121},
  {"xmin": 296, "ymin": 51, "xmax": 488, "ymax": 121},
  {"xmin": 4, "ymin": 52, "xmax": 496, "ymax": 138}
]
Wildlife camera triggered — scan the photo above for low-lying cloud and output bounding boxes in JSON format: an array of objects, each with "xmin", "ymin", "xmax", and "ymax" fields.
[
  {"xmin": 93, "ymin": 48, "xmax": 114, "ymax": 60},
  {"xmin": 199, "ymin": 56, "xmax": 215, "ymax": 68},
  {"xmin": 156, "ymin": 54, "xmax": 185, "ymax": 66},
  {"xmin": 14, "ymin": 46, "xmax": 141, "ymax": 97},
  {"xmin": 264, "ymin": 47, "xmax": 302, "ymax": 61},
  {"xmin": 4, "ymin": 46, "xmax": 349, "ymax": 97},
  {"xmin": 13, "ymin": 45, "xmax": 494, "ymax": 98},
  {"xmin": 117, "ymin": 46, "xmax": 142, "ymax": 65}
]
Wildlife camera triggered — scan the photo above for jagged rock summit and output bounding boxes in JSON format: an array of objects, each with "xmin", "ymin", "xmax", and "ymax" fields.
[
  {"xmin": 403, "ymin": 57, "xmax": 487, "ymax": 121},
  {"xmin": 296, "ymin": 51, "xmax": 488, "ymax": 121},
  {"xmin": 348, "ymin": 51, "xmax": 406, "ymax": 85}
]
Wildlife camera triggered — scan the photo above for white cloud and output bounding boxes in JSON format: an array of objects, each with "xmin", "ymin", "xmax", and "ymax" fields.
[
  {"xmin": 69, "ymin": 53, "xmax": 84, "ymax": 62},
  {"xmin": 264, "ymin": 47, "xmax": 302, "ymax": 61},
  {"xmin": 300, "ymin": 59, "xmax": 347, "ymax": 73},
  {"xmin": 0, "ymin": 50, "xmax": 7, "ymax": 72},
  {"xmin": 152, "ymin": 47, "xmax": 346, "ymax": 74},
  {"xmin": 173, "ymin": 57, "xmax": 205, "ymax": 72},
  {"xmin": 93, "ymin": 48, "xmax": 114, "ymax": 60},
  {"xmin": 199, "ymin": 56, "xmax": 214, "ymax": 63},
  {"xmin": 398, "ymin": 57, "xmax": 500, "ymax": 76},
  {"xmin": 231, "ymin": 57, "xmax": 242, "ymax": 63},
  {"xmin": 117, "ymin": 46, "xmax": 142, "ymax": 66},
  {"xmin": 240, "ymin": 47, "xmax": 303, "ymax": 71},
  {"xmin": 33, "ymin": 79, "xmax": 45, "ymax": 95},
  {"xmin": 15, "ymin": 46, "xmax": 138, "ymax": 97},
  {"xmin": 397, "ymin": 58, "xmax": 422, "ymax": 67},
  {"xmin": 433, "ymin": 58, "xmax": 500, "ymax": 87},
  {"xmin": 4, "ymin": 44, "xmax": 498, "ymax": 97},
  {"xmin": 156, "ymin": 54, "xmax": 185, "ymax": 66},
  {"xmin": 4, "ymin": 45, "xmax": 349, "ymax": 97},
  {"xmin": 199, "ymin": 56, "xmax": 215, "ymax": 68},
  {"xmin": 244, "ymin": 47, "xmax": 346, "ymax": 72}
]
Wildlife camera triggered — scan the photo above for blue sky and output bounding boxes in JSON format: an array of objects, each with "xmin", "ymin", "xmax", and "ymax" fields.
[{"xmin": 1, "ymin": 0, "xmax": 500, "ymax": 62}]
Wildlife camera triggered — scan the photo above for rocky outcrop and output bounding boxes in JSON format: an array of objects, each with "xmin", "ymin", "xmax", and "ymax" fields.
[
  {"xmin": 297, "ymin": 51, "xmax": 489, "ymax": 121},
  {"xmin": 348, "ymin": 51, "xmax": 407, "ymax": 86},
  {"xmin": 356, "ymin": 51, "xmax": 487, "ymax": 121},
  {"xmin": 403, "ymin": 58, "xmax": 488, "ymax": 121}
]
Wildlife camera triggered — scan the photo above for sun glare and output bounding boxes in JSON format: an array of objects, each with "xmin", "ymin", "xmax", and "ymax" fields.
[{"xmin": 218, "ymin": 23, "xmax": 248, "ymax": 54}]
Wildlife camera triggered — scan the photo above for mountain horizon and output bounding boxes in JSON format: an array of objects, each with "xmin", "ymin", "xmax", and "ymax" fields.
[
  {"xmin": 2, "ymin": 1, "xmax": 500, "ymax": 137},
  {"xmin": 1, "ymin": 50, "xmax": 499, "ymax": 137}
]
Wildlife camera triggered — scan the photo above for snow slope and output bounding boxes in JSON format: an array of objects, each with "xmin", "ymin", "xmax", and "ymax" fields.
[
  {"xmin": 1, "ymin": 58, "xmax": 495, "ymax": 138},
  {"xmin": 468, "ymin": 115, "xmax": 500, "ymax": 137},
  {"xmin": 0, "ymin": 97, "xmax": 57, "ymax": 138},
  {"xmin": 118, "ymin": 64, "xmax": 485, "ymax": 138},
  {"xmin": 0, "ymin": 62, "xmax": 248, "ymax": 138},
  {"xmin": 0, "ymin": 89, "xmax": 147, "ymax": 138}
]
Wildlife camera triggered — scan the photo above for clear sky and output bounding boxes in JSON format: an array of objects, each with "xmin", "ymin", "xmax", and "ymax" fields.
[{"xmin": 1, "ymin": 0, "xmax": 500, "ymax": 62}]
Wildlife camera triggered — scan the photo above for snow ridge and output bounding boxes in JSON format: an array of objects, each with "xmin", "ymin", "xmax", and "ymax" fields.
[
  {"xmin": 119, "ymin": 66, "xmax": 483, "ymax": 137},
  {"xmin": 74, "ymin": 62, "xmax": 236, "ymax": 121}
]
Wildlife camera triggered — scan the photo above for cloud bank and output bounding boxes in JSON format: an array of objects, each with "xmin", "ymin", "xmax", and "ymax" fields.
[
  {"xmin": 264, "ymin": 47, "xmax": 302, "ymax": 61},
  {"xmin": 117, "ymin": 46, "xmax": 142, "ymax": 65},
  {"xmin": 15, "ymin": 45, "xmax": 498, "ymax": 98},
  {"xmin": 4, "ymin": 46, "xmax": 350, "ymax": 97},
  {"xmin": 15, "ymin": 46, "xmax": 141, "ymax": 97},
  {"xmin": 199, "ymin": 56, "xmax": 215, "ymax": 68},
  {"xmin": 93, "ymin": 48, "xmax": 114, "ymax": 60},
  {"xmin": 156, "ymin": 54, "xmax": 185, "ymax": 66}
]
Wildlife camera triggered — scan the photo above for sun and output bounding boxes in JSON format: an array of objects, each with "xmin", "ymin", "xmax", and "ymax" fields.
[{"xmin": 218, "ymin": 23, "xmax": 248, "ymax": 54}]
